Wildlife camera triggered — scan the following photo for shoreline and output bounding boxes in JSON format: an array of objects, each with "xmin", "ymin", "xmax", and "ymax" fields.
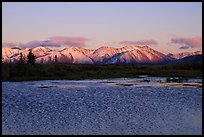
[{"xmin": 2, "ymin": 75, "xmax": 202, "ymax": 83}]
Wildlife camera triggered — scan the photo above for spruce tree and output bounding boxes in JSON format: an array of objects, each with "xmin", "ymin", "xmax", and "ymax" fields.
[
  {"xmin": 19, "ymin": 53, "xmax": 25, "ymax": 64},
  {"xmin": 54, "ymin": 55, "xmax": 58, "ymax": 63},
  {"xmin": 27, "ymin": 49, "xmax": 36, "ymax": 65}
]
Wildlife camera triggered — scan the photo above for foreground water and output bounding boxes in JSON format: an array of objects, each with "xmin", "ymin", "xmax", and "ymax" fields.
[{"xmin": 2, "ymin": 77, "xmax": 202, "ymax": 135}]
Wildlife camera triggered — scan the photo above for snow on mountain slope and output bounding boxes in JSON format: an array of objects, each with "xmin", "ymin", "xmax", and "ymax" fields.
[
  {"xmin": 90, "ymin": 45, "xmax": 143, "ymax": 63},
  {"xmin": 139, "ymin": 46, "xmax": 171, "ymax": 62},
  {"xmin": 105, "ymin": 51, "xmax": 128, "ymax": 64},
  {"xmin": 2, "ymin": 47, "xmax": 21, "ymax": 58},
  {"xmin": 2, "ymin": 47, "xmax": 35, "ymax": 63},
  {"xmin": 32, "ymin": 46, "xmax": 53, "ymax": 58},
  {"xmin": 107, "ymin": 49, "xmax": 151, "ymax": 64},
  {"xmin": 60, "ymin": 47, "xmax": 94, "ymax": 64},
  {"xmin": 90, "ymin": 46, "xmax": 120, "ymax": 63},
  {"xmin": 2, "ymin": 45, "xmax": 200, "ymax": 64},
  {"xmin": 2, "ymin": 47, "xmax": 22, "ymax": 63},
  {"xmin": 167, "ymin": 51, "xmax": 202, "ymax": 59},
  {"xmin": 106, "ymin": 45, "xmax": 170, "ymax": 64},
  {"xmin": 119, "ymin": 45, "xmax": 140, "ymax": 52},
  {"xmin": 2, "ymin": 46, "xmax": 53, "ymax": 63},
  {"xmin": 36, "ymin": 51, "xmax": 73, "ymax": 63}
]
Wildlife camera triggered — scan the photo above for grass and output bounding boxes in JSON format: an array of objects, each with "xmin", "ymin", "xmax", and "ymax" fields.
[{"xmin": 2, "ymin": 62, "xmax": 202, "ymax": 82}]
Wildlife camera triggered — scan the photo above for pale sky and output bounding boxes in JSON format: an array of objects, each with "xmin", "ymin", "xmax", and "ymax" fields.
[{"xmin": 2, "ymin": 2, "xmax": 202, "ymax": 54}]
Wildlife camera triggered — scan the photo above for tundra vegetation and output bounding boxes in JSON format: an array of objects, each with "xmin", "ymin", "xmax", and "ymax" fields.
[{"xmin": 2, "ymin": 61, "xmax": 202, "ymax": 82}]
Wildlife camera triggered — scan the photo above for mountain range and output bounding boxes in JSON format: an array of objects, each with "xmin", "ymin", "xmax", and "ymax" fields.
[{"xmin": 2, "ymin": 45, "xmax": 202, "ymax": 64}]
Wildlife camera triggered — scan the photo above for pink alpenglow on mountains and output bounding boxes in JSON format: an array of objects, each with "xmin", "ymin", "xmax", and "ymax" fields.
[
  {"xmin": 167, "ymin": 51, "xmax": 202, "ymax": 59},
  {"xmin": 2, "ymin": 45, "xmax": 202, "ymax": 64}
]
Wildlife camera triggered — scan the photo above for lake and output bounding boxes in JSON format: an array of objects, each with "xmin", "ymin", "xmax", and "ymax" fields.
[{"xmin": 2, "ymin": 77, "xmax": 202, "ymax": 135}]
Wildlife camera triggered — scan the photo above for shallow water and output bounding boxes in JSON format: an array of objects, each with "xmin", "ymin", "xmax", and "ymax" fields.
[{"xmin": 2, "ymin": 77, "xmax": 202, "ymax": 135}]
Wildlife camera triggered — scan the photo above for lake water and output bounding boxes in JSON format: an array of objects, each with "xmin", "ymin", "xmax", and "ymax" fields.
[{"xmin": 2, "ymin": 77, "xmax": 202, "ymax": 135}]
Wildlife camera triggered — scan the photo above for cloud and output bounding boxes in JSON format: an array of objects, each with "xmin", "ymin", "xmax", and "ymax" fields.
[
  {"xmin": 170, "ymin": 36, "xmax": 202, "ymax": 49},
  {"xmin": 3, "ymin": 36, "xmax": 90, "ymax": 49},
  {"xmin": 119, "ymin": 39, "xmax": 158, "ymax": 45},
  {"xmin": 2, "ymin": 42, "xmax": 23, "ymax": 49},
  {"xmin": 24, "ymin": 36, "xmax": 90, "ymax": 48},
  {"xmin": 179, "ymin": 46, "xmax": 190, "ymax": 49},
  {"xmin": 47, "ymin": 36, "xmax": 90, "ymax": 47}
]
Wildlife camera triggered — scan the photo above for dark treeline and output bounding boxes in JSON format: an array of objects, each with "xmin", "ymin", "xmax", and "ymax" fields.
[
  {"xmin": 2, "ymin": 61, "xmax": 202, "ymax": 82},
  {"xmin": 16, "ymin": 49, "xmax": 36, "ymax": 65}
]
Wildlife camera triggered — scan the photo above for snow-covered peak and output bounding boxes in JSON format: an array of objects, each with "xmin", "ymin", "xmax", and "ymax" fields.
[
  {"xmin": 25, "ymin": 48, "xmax": 31, "ymax": 51},
  {"xmin": 2, "ymin": 45, "xmax": 199, "ymax": 64},
  {"xmin": 2, "ymin": 47, "xmax": 21, "ymax": 57},
  {"xmin": 167, "ymin": 51, "xmax": 202, "ymax": 59}
]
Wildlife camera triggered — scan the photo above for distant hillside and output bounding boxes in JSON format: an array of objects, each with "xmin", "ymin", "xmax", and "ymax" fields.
[
  {"xmin": 167, "ymin": 51, "xmax": 202, "ymax": 59},
  {"xmin": 169, "ymin": 54, "xmax": 202, "ymax": 64}
]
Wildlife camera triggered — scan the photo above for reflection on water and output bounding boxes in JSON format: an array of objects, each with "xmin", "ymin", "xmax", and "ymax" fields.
[
  {"xmin": 104, "ymin": 77, "xmax": 202, "ymax": 88},
  {"xmin": 166, "ymin": 77, "xmax": 188, "ymax": 83},
  {"xmin": 34, "ymin": 76, "xmax": 202, "ymax": 89}
]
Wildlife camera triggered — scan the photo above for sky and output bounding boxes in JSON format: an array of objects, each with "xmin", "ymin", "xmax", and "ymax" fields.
[{"xmin": 2, "ymin": 2, "xmax": 202, "ymax": 54}]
